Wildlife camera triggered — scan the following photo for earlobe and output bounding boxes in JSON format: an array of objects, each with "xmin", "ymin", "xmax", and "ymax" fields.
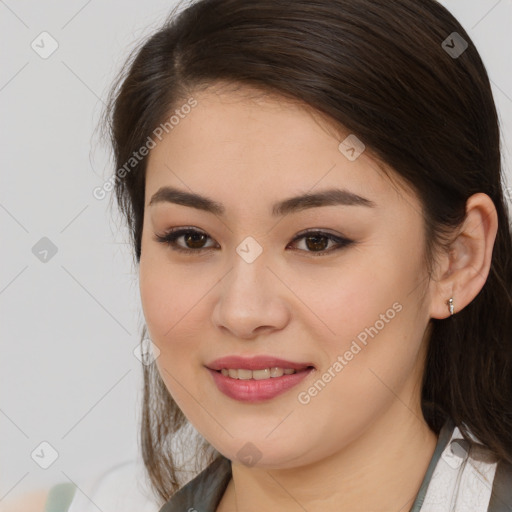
[{"xmin": 429, "ymin": 193, "xmax": 498, "ymax": 320}]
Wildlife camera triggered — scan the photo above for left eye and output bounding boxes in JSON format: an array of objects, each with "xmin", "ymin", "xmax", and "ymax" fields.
[{"xmin": 153, "ymin": 227, "xmax": 354, "ymax": 256}]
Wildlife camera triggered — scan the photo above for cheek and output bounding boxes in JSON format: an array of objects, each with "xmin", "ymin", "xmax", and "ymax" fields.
[
  {"xmin": 300, "ymin": 244, "xmax": 427, "ymax": 392},
  {"xmin": 139, "ymin": 236, "xmax": 204, "ymax": 338},
  {"xmin": 292, "ymin": 283, "xmax": 424, "ymax": 448},
  {"xmin": 139, "ymin": 259, "xmax": 173, "ymax": 341},
  {"xmin": 138, "ymin": 245, "xmax": 220, "ymax": 377},
  {"xmin": 139, "ymin": 252, "xmax": 208, "ymax": 410},
  {"xmin": 291, "ymin": 250, "xmax": 403, "ymax": 349}
]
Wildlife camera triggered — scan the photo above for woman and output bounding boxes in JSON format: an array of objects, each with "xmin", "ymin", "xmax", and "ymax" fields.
[{"xmin": 44, "ymin": 0, "xmax": 512, "ymax": 510}]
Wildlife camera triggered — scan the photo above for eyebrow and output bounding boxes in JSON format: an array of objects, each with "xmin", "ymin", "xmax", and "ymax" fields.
[{"xmin": 148, "ymin": 186, "xmax": 376, "ymax": 216}]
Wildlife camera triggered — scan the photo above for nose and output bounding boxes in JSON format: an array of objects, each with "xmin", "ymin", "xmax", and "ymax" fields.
[{"xmin": 211, "ymin": 252, "xmax": 291, "ymax": 340}]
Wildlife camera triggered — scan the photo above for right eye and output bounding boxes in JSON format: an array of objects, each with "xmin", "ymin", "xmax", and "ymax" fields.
[{"xmin": 154, "ymin": 227, "xmax": 218, "ymax": 255}]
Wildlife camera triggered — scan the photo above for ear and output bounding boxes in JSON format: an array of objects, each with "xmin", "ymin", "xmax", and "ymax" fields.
[{"xmin": 429, "ymin": 193, "xmax": 498, "ymax": 319}]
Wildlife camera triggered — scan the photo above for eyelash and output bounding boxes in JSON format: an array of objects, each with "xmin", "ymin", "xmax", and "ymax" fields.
[{"xmin": 153, "ymin": 227, "xmax": 354, "ymax": 257}]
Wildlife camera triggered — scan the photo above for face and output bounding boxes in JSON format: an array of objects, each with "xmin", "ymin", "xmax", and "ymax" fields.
[{"xmin": 139, "ymin": 82, "xmax": 434, "ymax": 469}]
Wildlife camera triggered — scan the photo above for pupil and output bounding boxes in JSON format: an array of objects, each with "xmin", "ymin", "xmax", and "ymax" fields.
[
  {"xmin": 306, "ymin": 235, "xmax": 328, "ymax": 251},
  {"xmin": 186, "ymin": 233, "xmax": 206, "ymax": 248}
]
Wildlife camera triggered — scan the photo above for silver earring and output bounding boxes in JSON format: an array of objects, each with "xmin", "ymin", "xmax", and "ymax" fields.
[{"xmin": 447, "ymin": 297, "xmax": 454, "ymax": 316}]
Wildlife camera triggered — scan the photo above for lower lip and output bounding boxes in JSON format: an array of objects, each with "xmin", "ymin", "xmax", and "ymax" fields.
[{"xmin": 207, "ymin": 367, "xmax": 314, "ymax": 403}]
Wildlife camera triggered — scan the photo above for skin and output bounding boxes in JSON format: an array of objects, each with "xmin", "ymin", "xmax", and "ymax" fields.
[
  {"xmin": 0, "ymin": 490, "xmax": 48, "ymax": 512},
  {"xmin": 139, "ymin": 82, "xmax": 498, "ymax": 511}
]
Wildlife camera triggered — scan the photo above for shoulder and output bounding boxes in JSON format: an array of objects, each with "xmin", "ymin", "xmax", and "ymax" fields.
[
  {"xmin": 487, "ymin": 457, "xmax": 512, "ymax": 510},
  {"xmin": 425, "ymin": 419, "xmax": 512, "ymax": 511},
  {"xmin": 159, "ymin": 455, "xmax": 232, "ymax": 512}
]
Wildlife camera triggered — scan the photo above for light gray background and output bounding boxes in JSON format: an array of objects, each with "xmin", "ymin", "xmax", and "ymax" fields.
[{"xmin": 1, "ymin": 0, "xmax": 511, "ymax": 502}]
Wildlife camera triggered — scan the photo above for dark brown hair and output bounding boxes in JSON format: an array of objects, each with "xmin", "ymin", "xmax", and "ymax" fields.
[{"xmin": 101, "ymin": 0, "xmax": 512, "ymax": 503}]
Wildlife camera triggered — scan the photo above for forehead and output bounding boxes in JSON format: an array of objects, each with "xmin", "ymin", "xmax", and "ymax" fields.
[{"xmin": 144, "ymin": 83, "xmax": 416, "ymax": 213}]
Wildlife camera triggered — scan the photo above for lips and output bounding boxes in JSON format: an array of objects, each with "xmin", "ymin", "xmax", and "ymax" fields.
[
  {"xmin": 207, "ymin": 365, "xmax": 315, "ymax": 402},
  {"xmin": 206, "ymin": 355, "xmax": 315, "ymax": 372}
]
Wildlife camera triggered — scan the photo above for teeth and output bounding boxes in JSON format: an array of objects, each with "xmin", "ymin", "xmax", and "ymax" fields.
[{"xmin": 219, "ymin": 367, "xmax": 299, "ymax": 379}]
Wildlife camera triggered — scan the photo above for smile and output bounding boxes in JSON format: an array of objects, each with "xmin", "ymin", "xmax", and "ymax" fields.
[{"xmin": 207, "ymin": 366, "xmax": 315, "ymax": 402}]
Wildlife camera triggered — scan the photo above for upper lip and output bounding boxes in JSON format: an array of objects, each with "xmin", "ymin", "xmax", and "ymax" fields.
[{"xmin": 206, "ymin": 355, "xmax": 315, "ymax": 371}]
